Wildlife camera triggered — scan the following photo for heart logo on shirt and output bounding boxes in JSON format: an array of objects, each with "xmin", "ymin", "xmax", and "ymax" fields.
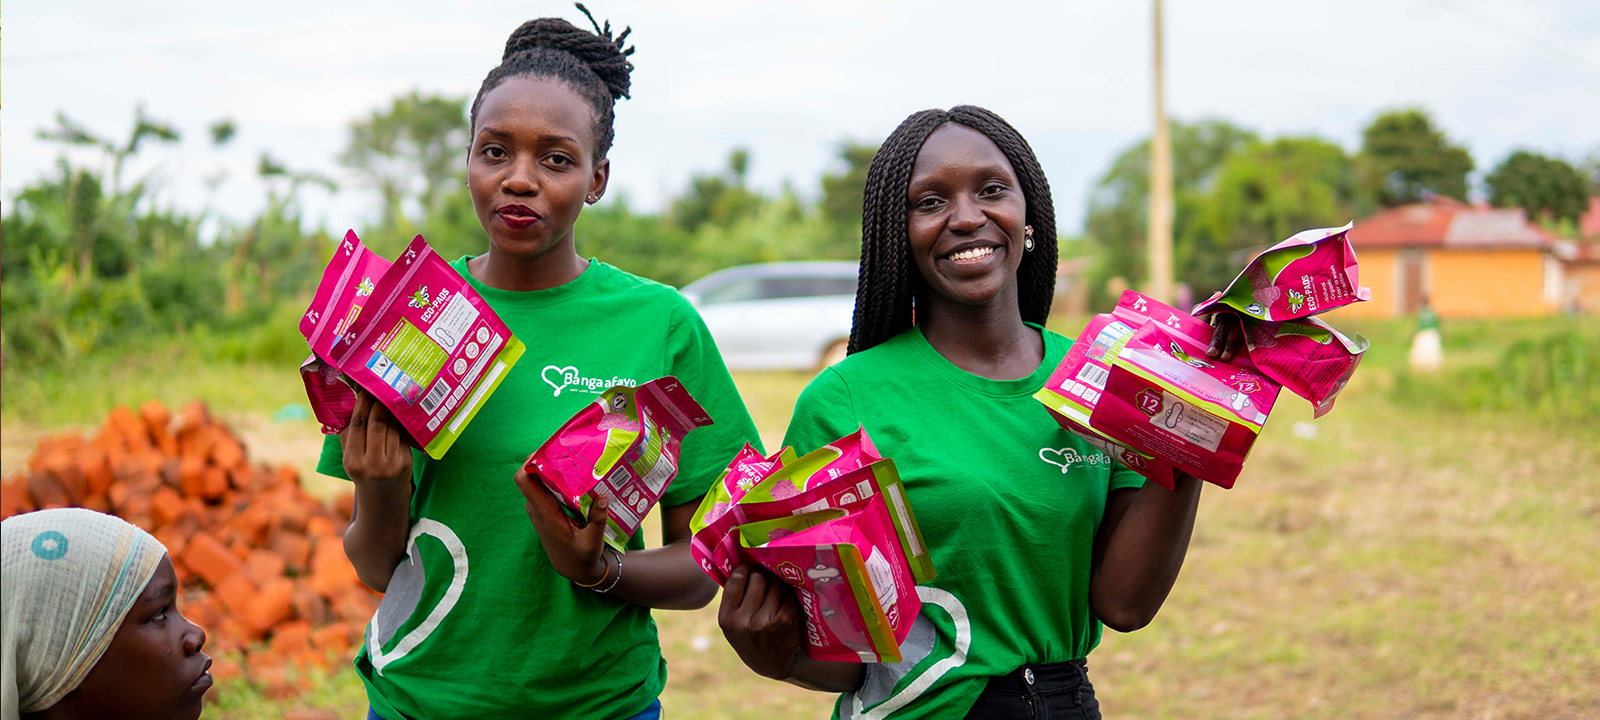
[
  {"xmin": 368, "ymin": 519, "xmax": 470, "ymax": 674},
  {"xmin": 1040, "ymin": 447, "xmax": 1111, "ymax": 473},
  {"xmin": 1039, "ymin": 447, "xmax": 1085, "ymax": 474},
  {"xmin": 542, "ymin": 365, "xmax": 579, "ymax": 396}
]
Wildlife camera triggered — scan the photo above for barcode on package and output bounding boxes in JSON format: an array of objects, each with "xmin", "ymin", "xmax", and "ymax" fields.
[
  {"xmin": 420, "ymin": 379, "xmax": 452, "ymax": 414},
  {"xmin": 1075, "ymin": 364, "xmax": 1110, "ymax": 389}
]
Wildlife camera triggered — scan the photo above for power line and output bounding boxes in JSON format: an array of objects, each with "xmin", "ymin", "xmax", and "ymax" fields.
[{"xmin": 1432, "ymin": 0, "xmax": 1600, "ymax": 84}]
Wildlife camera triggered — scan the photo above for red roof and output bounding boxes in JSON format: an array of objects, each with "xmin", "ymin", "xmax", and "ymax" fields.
[
  {"xmin": 1581, "ymin": 197, "xmax": 1600, "ymax": 241},
  {"xmin": 1351, "ymin": 197, "xmax": 1554, "ymax": 250}
]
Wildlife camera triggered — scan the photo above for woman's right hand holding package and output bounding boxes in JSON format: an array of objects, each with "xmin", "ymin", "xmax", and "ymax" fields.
[
  {"xmin": 340, "ymin": 391, "xmax": 415, "ymax": 592},
  {"xmin": 718, "ymin": 563, "xmax": 865, "ymax": 693}
]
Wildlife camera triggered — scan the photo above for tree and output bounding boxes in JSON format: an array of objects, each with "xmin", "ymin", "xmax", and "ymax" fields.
[
  {"xmin": 1083, "ymin": 119, "xmax": 1258, "ymax": 305},
  {"xmin": 819, "ymin": 141, "xmax": 878, "ymax": 230},
  {"xmin": 36, "ymin": 106, "xmax": 181, "ymax": 194},
  {"xmin": 1575, "ymin": 146, "xmax": 1600, "ymax": 197},
  {"xmin": 1484, "ymin": 151, "xmax": 1590, "ymax": 226},
  {"xmin": 32, "ymin": 107, "xmax": 182, "ymax": 289},
  {"xmin": 221, "ymin": 154, "xmax": 338, "ymax": 314},
  {"xmin": 670, "ymin": 148, "xmax": 763, "ymax": 232},
  {"xmin": 1356, "ymin": 109, "xmax": 1474, "ymax": 207},
  {"xmin": 339, "ymin": 92, "xmax": 469, "ymax": 228},
  {"xmin": 1193, "ymin": 137, "xmax": 1356, "ymax": 291}
]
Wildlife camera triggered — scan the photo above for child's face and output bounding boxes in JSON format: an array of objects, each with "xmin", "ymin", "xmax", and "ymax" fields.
[
  {"xmin": 65, "ymin": 555, "xmax": 211, "ymax": 720},
  {"xmin": 468, "ymin": 75, "xmax": 609, "ymax": 261}
]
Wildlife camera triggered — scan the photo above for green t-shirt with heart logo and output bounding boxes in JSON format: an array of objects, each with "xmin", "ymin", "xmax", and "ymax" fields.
[
  {"xmin": 780, "ymin": 324, "xmax": 1146, "ymax": 720},
  {"xmin": 318, "ymin": 257, "xmax": 761, "ymax": 720}
]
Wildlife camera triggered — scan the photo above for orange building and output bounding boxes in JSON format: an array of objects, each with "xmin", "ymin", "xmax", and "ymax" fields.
[{"xmin": 1337, "ymin": 197, "xmax": 1563, "ymax": 319}]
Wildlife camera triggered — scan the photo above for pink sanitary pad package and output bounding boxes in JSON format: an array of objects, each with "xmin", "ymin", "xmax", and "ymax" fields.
[
  {"xmin": 299, "ymin": 231, "xmax": 394, "ymax": 434},
  {"xmin": 526, "ymin": 377, "xmax": 713, "ymax": 550},
  {"xmin": 299, "ymin": 233, "xmax": 526, "ymax": 459},
  {"xmin": 1238, "ymin": 315, "xmax": 1369, "ymax": 418},
  {"xmin": 690, "ymin": 429, "xmax": 936, "ymax": 662},
  {"xmin": 1036, "ymin": 290, "xmax": 1281, "ymax": 489},
  {"xmin": 1093, "ymin": 314, "xmax": 1282, "ymax": 489},
  {"xmin": 1192, "ymin": 223, "xmax": 1370, "ymax": 321},
  {"xmin": 739, "ymin": 493, "xmax": 921, "ymax": 663}
]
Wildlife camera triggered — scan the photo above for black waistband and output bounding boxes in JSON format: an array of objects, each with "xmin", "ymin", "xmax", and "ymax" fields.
[{"xmin": 983, "ymin": 658, "xmax": 1090, "ymax": 695}]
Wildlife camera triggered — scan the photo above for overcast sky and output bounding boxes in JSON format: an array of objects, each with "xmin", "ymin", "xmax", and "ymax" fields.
[{"xmin": 4, "ymin": 0, "xmax": 1598, "ymax": 242}]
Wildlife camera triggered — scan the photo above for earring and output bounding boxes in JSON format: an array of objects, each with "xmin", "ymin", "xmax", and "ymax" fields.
[
  {"xmin": 586, "ymin": 194, "xmax": 600, "ymax": 204},
  {"xmin": 1024, "ymin": 225, "xmax": 1035, "ymax": 252}
]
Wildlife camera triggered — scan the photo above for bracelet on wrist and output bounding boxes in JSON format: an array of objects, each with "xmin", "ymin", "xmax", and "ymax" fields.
[
  {"xmin": 594, "ymin": 547, "xmax": 623, "ymax": 593},
  {"xmin": 572, "ymin": 552, "xmax": 613, "ymax": 588}
]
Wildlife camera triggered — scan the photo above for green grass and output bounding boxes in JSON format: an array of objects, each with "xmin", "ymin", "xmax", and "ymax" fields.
[{"xmin": 4, "ymin": 316, "xmax": 1597, "ymax": 718}]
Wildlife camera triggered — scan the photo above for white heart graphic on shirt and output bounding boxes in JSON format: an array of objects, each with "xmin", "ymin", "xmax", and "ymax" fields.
[
  {"xmin": 1038, "ymin": 447, "xmax": 1085, "ymax": 474},
  {"xmin": 542, "ymin": 365, "xmax": 578, "ymax": 396}
]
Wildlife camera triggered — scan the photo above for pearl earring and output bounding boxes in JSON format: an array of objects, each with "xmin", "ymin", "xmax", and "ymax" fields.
[{"xmin": 1024, "ymin": 225, "xmax": 1035, "ymax": 251}]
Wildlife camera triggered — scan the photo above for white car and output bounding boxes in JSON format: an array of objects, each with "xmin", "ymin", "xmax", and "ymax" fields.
[{"xmin": 682, "ymin": 261, "xmax": 859, "ymax": 371}]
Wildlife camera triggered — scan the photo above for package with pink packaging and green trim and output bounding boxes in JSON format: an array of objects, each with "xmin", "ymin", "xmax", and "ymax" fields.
[
  {"xmin": 1034, "ymin": 302, "xmax": 1180, "ymax": 490},
  {"xmin": 689, "ymin": 429, "xmax": 936, "ymax": 662},
  {"xmin": 1036, "ymin": 290, "xmax": 1282, "ymax": 489},
  {"xmin": 688, "ymin": 444, "xmax": 796, "ymax": 540},
  {"xmin": 1192, "ymin": 223, "xmax": 1370, "ymax": 321},
  {"xmin": 525, "ymin": 377, "xmax": 713, "ymax": 550},
  {"xmin": 738, "ymin": 493, "xmax": 922, "ymax": 663},
  {"xmin": 1092, "ymin": 316, "xmax": 1282, "ymax": 488},
  {"xmin": 691, "ymin": 456, "xmax": 934, "ymax": 587},
  {"xmin": 298, "ymin": 230, "xmax": 393, "ymax": 434},
  {"xmin": 1236, "ymin": 315, "xmax": 1369, "ymax": 418},
  {"xmin": 736, "ymin": 427, "xmax": 880, "ymax": 503},
  {"xmin": 301, "ymin": 234, "xmax": 526, "ymax": 459}
]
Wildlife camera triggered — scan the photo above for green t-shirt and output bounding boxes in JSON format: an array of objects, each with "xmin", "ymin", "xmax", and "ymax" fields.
[
  {"xmin": 781, "ymin": 324, "xmax": 1146, "ymax": 720},
  {"xmin": 318, "ymin": 257, "xmax": 761, "ymax": 720}
]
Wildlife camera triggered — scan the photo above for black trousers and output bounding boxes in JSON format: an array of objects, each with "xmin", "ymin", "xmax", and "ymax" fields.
[{"xmin": 964, "ymin": 659, "xmax": 1102, "ymax": 720}]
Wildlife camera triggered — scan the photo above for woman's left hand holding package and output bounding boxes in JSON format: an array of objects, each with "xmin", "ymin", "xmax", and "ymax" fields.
[{"xmin": 513, "ymin": 461, "xmax": 612, "ymax": 586}]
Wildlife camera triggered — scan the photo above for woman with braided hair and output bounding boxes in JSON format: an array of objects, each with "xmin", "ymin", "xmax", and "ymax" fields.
[
  {"xmin": 320, "ymin": 7, "xmax": 760, "ymax": 719},
  {"xmin": 718, "ymin": 106, "xmax": 1245, "ymax": 719}
]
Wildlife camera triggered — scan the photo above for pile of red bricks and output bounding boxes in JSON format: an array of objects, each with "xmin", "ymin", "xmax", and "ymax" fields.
[{"xmin": 0, "ymin": 400, "xmax": 378, "ymax": 698}]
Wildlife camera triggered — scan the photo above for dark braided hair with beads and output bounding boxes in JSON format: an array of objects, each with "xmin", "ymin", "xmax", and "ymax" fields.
[
  {"xmin": 848, "ymin": 105, "xmax": 1059, "ymax": 354},
  {"xmin": 469, "ymin": 3, "xmax": 636, "ymax": 158}
]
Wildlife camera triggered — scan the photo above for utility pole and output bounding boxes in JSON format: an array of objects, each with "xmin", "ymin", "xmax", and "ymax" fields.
[{"xmin": 1148, "ymin": 0, "xmax": 1174, "ymax": 304}]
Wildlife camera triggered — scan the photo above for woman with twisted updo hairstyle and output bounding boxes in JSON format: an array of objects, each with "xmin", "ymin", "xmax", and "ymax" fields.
[
  {"xmin": 321, "ymin": 6, "xmax": 760, "ymax": 720},
  {"xmin": 719, "ymin": 105, "xmax": 1222, "ymax": 719}
]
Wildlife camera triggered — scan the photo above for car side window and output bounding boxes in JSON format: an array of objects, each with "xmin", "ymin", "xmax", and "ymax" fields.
[
  {"xmin": 698, "ymin": 277, "xmax": 761, "ymax": 306},
  {"xmin": 757, "ymin": 276, "xmax": 859, "ymax": 300}
]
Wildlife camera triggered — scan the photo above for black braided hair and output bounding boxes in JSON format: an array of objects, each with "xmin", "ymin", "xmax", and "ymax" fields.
[
  {"xmin": 469, "ymin": 4, "xmax": 636, "ymax": 158},
  {"xmin": 848, "ymin": 105, "xmax": 1059, "ymax": 354}
]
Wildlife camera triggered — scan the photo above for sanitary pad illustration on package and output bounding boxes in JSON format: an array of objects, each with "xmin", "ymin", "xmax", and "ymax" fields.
[
  {"xmin": 1093, "ymin": 316, "xmax": 1281, "ymax": 489},
  {"xmin": 300, "ymin": 233, "xmax": 526, "ymax": 459},
  {"xmin": 1036, "ymin": 290, "xmax": 1281, "ymax": 489},
  {"xmin": 691, "ymin": 429, "xmax": 936, "ymax": 662},
  {"xmin": 1192, "ymin": 223, "xmax": 1370, "ymax": 321},
  {"xmin": 526, "ymin": 377, "xmax": 713, "ymax": 550},
  {"xmin": 1035, "ymin": 309, "xmax": 1179, "ymax": 489}
]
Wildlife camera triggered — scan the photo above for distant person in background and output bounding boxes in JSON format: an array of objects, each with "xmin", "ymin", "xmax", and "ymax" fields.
[
  {"xmin": 1409, "ymin": 294, "xmax": 1442, "ymax": 372},
  {"xmin": 2, "ymin": 508, "xmax": 211, "ymax": 720}
]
